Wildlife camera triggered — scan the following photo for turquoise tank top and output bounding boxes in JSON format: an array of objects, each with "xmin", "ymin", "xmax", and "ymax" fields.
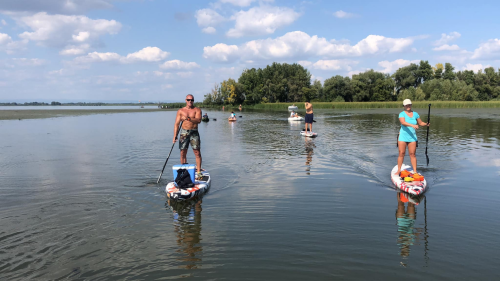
[{"xmin": 398, "ymin": 111, "xmax": 420, "ymax": 142}]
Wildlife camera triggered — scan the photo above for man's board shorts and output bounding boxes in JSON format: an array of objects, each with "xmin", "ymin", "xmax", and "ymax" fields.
[
  {"xmin": 305, "ymin": 113, "xmax": 314, "ymax": 124},
  {"xmin": 179, "ymin": 128, "xmax": 200, "ymax": 150}
]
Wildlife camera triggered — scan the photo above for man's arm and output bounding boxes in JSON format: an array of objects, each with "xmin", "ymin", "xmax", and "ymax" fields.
[
  {"xmin": 173, "ymin": 110, "xmax": 182, "ymax": 143},
  {"xmin": 189, "ymin": 108, "xmax": 202, "ymax": 124}
]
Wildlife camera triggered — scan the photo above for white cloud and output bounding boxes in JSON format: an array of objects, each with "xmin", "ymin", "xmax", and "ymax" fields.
[
  {"xmin": 219, "ymin": 0, "xmax": 273, "ymax": 7},
  {"xmin": 161, "ymin": 84, "xmax": 173, "ymax": 89},
  {"xmin": 159, "ymin": 59, "xmax": 200, "ymax": 70},
  {"xmin": 1, "ymin": 19, "xmax": 7, "ymax": 26},
  {"xmin": 195, "ymin": 8, "xmax": 226, "ymax": 27},
  {"xmin": 299, "ymin": 59, "xmax": 358, "ymax": 71},
  {"xmin": 471, "ymin": 39, "xmax": 500, "ymax": 60},
  {"xmin": 333, "ymin": 10, "xmax": 358, "ymax": 18},
  {"xmin": 433, "ymin": 32, "xmax": 461, "ymax": 46},
  {"xmin": 433, "ymin": 44, "xmax": 460, "ymax": 51},
  {"xmin": 11, "ymin": 58, "xmax": 46, "ymax": 66},
  {"xmin": 226, "ymin": 6, "xmax": 301, "ymax": 38},
  {"xmin": 13, "ymin": 12, "xmax": 121, "ymax": 54},
  {"xmin": 462, "ymin": 63, "xmax": 491, "ymax": 73},
  {"xmin": 60, "ymin": 44, "xmax": 90, "ymax": 55},
  {"xmin": 0, "ymin": 32, "xmax": 27, "ymax": 53},
  {"xmin": 202, "ymin": 26, "xmax": 216, "ymax": 34},
  {"xmin": 378, "ymin": 59, "xmax": 419, "ymax": 73},
  {"xmin": 0, "ymin": 0, "xmax": 114, "ymax": 14},
  {"xmin": 72, "ymin": 47, "xmax": 169, "ymax": 65},
  {"xmin": 153, "ymin": 71, "xmax": 173, "ymax": 79},
  {"xmin": 176, "ymin": 72, "xmax": 194, "ymax": 78},
  {"xmin": 204, "ymin": 31, "xmax": 416, "ymax": 63},
  {"xmin": 123, "ymin": 46, "xmax": 169, "ymax": 62}
]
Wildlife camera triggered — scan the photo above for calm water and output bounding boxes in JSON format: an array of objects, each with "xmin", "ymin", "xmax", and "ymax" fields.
[{"xmin": 1, "ymin": 108, "xmax": 499, "ymax": 280}]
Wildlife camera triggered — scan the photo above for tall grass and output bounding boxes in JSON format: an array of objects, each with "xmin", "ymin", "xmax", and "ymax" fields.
[
  {"xmin": 162, "ymin": 101, "xmax": 500, "ymax": 109},
  {"xmin": 250, "ymin": 101, "xmax": 500, "ymax": 109}
]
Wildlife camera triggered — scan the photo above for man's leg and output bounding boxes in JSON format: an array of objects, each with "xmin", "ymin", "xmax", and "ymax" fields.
[
  {"xmin": 193, "ymin": 149, "xmax": 202, "ymax": 174},
  {"xmin": 180, "ymin": 149, "xmax": 188, "ymax": 164}
]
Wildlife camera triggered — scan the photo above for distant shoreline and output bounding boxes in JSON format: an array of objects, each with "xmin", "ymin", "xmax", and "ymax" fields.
[{"xmin": 0, "ymin": 108, "xmax": 172, "ymax": 121}]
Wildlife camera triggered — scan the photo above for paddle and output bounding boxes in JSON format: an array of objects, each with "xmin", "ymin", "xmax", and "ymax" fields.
[
  {"xmin": 156, "ymin": 120, "xmax": 183, "ymax": 184},
  {"xmin": 425, "ymin": 104, "xmax": 431, "ymax": 166}
]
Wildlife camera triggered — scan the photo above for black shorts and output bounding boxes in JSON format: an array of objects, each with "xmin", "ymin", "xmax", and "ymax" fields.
[{"xmin": 305, "ymin": 113, "xmax": 314, "ymax": 124}]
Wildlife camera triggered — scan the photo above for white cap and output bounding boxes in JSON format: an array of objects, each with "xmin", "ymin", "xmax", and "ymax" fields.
[{"xmin": 403, "ymin": 99, "xmax": 412, "ymax": 106}]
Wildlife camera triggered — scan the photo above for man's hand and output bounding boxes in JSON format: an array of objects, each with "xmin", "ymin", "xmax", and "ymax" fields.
[{"xmin": 173, "ymin": 136, "xmax": 178, "ymax": 143}]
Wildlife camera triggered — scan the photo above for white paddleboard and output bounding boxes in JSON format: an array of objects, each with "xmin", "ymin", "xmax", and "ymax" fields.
[
  {"xmin": 300, "ymin": 131, "xmax": 318, "ymax": 138},
  {"xmin": 166, "ymin": 170, "xmax": 211, "ymax": 201},
  {"xmin": 391, "ymin": 164, "xmax": 427, "ymax": 196},
  {"xmin": 288, "ymin": 116, "xmax": 304, "ymax": 121}
]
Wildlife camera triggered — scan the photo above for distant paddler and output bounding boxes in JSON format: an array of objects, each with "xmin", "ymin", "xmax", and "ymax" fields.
[
  {"xmin": 290, "ymin": 110, "xmax": 300, "ymax": 118},
  {"xmin": 395, "ymin": 99, "xmax": 430, "ymax": 176},
  {"xmin": 304, "ymin": 101, "xmax": 313, "ymax": 135},
  {"xmin": 173, "ymin": 94, "xmax": 203, "ymax": 180},
  {"xmin": 239, "ymin": 104, "xmax": 242, "ymax": 111}
]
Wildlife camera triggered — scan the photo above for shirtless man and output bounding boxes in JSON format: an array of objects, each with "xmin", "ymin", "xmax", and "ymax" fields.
[
  {"xmin": 173, "ymin": 94, "xmax": 203, "ymax": 179},
  {"xmin": 304, "ymin": 101, "xmax": 313, "ymax": 135}
]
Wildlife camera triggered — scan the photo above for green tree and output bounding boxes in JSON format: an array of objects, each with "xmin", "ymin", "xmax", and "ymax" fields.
[{"xmin": 443, "ymin": 63, "xmax": 456, "ymax": 80}]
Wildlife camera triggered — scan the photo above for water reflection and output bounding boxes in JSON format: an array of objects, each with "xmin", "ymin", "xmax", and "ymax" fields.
[
  {"xmin": 395, "ymin": 193, "xmax": 425, "ymax": 260},
  {"xmin": 305, "ymin": 138, "xmax": 315, "ymax": 175},
  {"xmin": 166, "ymin": 199, "xmax": 203, "ymax": 269}
]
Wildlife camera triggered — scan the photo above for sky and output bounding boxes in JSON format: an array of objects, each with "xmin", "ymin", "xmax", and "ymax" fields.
[{"xmin": 0, "ymin": 0, "xmax": 499, "ymax": 102}]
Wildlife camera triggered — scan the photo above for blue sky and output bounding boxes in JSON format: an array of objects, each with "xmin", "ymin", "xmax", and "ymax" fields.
[{"xmin": 0, "ymin": 0, "xmax": 499, "ymax": 102}]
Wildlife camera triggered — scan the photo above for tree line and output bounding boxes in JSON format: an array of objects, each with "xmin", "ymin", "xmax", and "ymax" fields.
[{"xmin": 203, "ymin": 61, "xmax": 500, "ymax": 105}]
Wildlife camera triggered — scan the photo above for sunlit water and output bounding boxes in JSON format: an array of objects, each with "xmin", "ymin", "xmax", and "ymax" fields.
[{"xmin": 1, "ymin": 108, "xmax": 499, "ymax": 280}]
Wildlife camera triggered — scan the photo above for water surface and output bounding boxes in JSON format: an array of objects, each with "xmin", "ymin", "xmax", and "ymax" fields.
[{"xmin": 1, "ymin": 108, "xmax": 499, "ymax": 280}]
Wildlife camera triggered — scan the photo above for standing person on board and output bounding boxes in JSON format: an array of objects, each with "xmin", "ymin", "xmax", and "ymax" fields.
[
  {"xmin": 395, "ymin": 99, "xmax": 430, "ymax": 176},
  {"xmin": 239, "ymin": 104, "xmax": 242, "ymax": 111},
  {"xmin": 173, "ymin": 94, "xmax": 203, "ymax": 179},
  {"xmin": 304, "ymin": 101, "xmax": 314, "ymax": 135}
]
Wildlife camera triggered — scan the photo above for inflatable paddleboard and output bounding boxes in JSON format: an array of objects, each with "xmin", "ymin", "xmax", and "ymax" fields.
[
  {"xmin": 391, "ymin": 164, "xmax": 427, "ymax": 196},
  {"xmin": 166, "ymin": 170, "xmax": 211, "ymax": 201},
  {"xmin": 288, "ymin": 116, "xmax": 304, "ymax": 121},
  {"xmin": 228, "ymin": 117, "xmax": 237, "ymax": 122},
  {"xmin": 300, "ymin": 131, "xmax": 318, "ymax": 138}
]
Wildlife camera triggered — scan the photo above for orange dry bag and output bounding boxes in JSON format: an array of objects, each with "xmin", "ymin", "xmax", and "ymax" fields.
[
  {"xmin": 413, "ymin": 173, "xmax": 424, "ymax": 181},
  {"xmin": 400, "ymin": 170, "xmax": 411, "ymax": 178}
]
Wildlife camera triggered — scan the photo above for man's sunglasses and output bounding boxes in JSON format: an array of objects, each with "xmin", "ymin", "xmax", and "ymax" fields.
[{"xmin": 186, "ymin": 99, "xmax": 194, "ymax": 101}]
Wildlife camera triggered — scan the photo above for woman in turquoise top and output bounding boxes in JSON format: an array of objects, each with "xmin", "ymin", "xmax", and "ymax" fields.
[{"xmin": 396, "ymin": 99, "xmax": 430, "ymax": 175}]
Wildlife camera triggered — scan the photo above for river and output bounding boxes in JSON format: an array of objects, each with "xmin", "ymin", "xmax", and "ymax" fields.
[{"xmin": 1, "ymin": 108, "xmax": 499, "ymax": 280}]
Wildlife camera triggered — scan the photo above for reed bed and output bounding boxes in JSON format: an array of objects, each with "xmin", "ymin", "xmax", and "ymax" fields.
[
  {"xmin": 249, "ymin": 101, "xmax": 500, "ymax": 110},
  {"xmin": 162, "ymin": 101, "xmax": 500, "ymax": 110}
]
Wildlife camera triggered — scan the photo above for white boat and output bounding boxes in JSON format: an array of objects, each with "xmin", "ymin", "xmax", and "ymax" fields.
[
  {"xmin": 288, "ymin": 105, "xmax": 298, "ymax": 111},
  {"xmin": 288, "ymin": 116, "xmax": 304, "ymax": 121}
]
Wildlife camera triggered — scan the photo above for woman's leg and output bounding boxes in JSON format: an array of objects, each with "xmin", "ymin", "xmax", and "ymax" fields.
[
  {"xmin": 397, "ymin": 141, "xmax": 407, "ymax": 174},
  {"xmin": 408, "ymin": 142, "xmax": 417, "ymax": 173}
]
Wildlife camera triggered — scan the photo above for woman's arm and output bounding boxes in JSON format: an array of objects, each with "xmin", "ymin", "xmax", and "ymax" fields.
[
  {"xmin": 417, "ymin": 118, "xmax": 429, "ymax": 126},
  {"xmin": 399, "ymin": 117, "xmax": 419, "ymax": 129}
]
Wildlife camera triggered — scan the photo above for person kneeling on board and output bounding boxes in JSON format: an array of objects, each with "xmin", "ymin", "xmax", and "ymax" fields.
[
  {"xmin": 396, "ymin": 99, "xmax": 430, "ymax": 176},
  {"xmin": 173, "ymin": 94, "xmax": 204, "ymax": 180}
]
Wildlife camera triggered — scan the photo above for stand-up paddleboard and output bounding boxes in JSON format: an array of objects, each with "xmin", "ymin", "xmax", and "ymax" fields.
[
  {"xmin": 228, "ymin": 117, "xmax": 237, "ymax": 122},
  {"xmin": 391, "ymin": 164, "xmax": 427, "ymax": 196},
  {"xmin": 166, "ymin": 170, "xmax": 211, "ymax": 201},
  {"xmin": 288, "ymin": 116, "xmax": 304, "ymax": 121},
  {"xmin": 300, "ymin": 130, "xmax": 318, "ymax": 138}
]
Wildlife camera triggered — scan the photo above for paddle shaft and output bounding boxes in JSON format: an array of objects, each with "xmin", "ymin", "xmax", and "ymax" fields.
[
  {"xmin": 157, "ymin": 121, "xmax": 183, "ymax": 184},
  {"xmin": 425, "ymin": 104, "xmax": 431, "ymax": 165}
]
